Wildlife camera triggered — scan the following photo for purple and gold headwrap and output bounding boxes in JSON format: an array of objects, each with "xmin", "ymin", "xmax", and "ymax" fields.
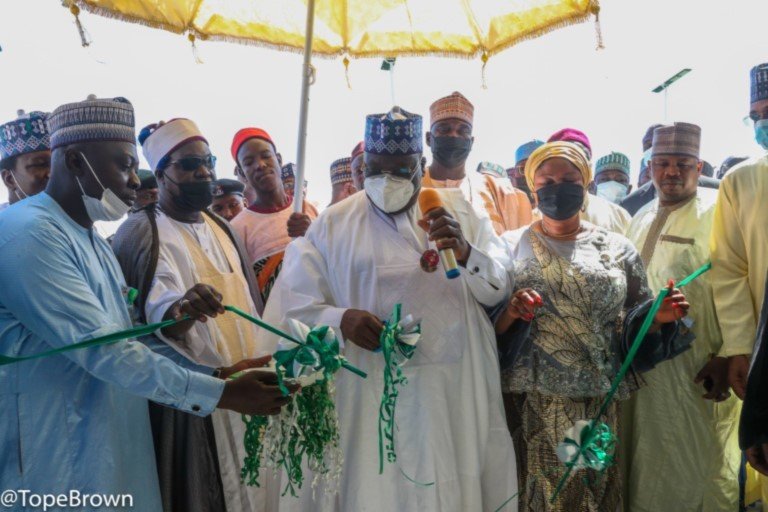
[{"xmin": 524, "ymin": 141, "xmax": 592, "ymax": 191}]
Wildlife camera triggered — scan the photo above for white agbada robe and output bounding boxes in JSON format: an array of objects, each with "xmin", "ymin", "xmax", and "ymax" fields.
[
  {"xmin": 262, "ymin": 189, "xmax": 518, "ymax": 512},
  {"xmin": 144, "ymin": 212, "xmax": 275, "ymax": 512}
]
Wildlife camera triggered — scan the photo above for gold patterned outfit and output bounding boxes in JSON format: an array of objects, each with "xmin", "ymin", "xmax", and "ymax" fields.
[{"xmin": 500, "ymin": 224, "xmax": 652, "ymax": 512}]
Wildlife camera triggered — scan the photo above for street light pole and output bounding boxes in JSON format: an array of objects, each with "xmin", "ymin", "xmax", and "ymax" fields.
[{"xmin": 652, "ymin": 68, "xmax": 692, "ymax": 122}]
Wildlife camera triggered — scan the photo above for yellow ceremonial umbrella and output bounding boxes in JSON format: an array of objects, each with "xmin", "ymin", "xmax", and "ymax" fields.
[{"xmin": 63, "ymin": 0, "xmax": 602, "ymax": 209}]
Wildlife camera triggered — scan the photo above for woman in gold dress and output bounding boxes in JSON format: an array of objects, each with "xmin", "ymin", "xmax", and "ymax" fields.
[{"xmin": 496, "ymin": 141, "xmax": 691, "ymax": 512}]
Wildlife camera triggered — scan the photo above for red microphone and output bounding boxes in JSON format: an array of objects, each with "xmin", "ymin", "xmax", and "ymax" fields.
[{"xmin": 418, "ymin": 189, "xmax": 460, "ymax": 279}]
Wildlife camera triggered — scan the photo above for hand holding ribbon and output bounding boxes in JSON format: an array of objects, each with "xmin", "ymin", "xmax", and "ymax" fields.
[{"xmin": 550, "ymin": 262, "xmax": 711, "ymax": 504}]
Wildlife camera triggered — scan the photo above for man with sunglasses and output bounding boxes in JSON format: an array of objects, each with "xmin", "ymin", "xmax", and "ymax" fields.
[
  {"xmin": 422, "ymin": 91, "xmax": 532, "ymax": 236},
  {"xmin": 261, "ymin": 106, "xmax": 518, "ymax": 511},
  {"xmin": 0, "ymin": 97, "xmax": 294, "ymax": 512},
  {"xmin": 230, "ymin": 128, "xmax": 318, "ymax": 306},
  {"xmin": 113, "ymin": 118, "xmax": 275, "ymax": 512},
  {"xmin": 0, "ymin": 110, "xmax": 51, "ymax": 211},
  {"xmin": 711, "ymin": 62, "xmax": 768, "ymax": 474}
]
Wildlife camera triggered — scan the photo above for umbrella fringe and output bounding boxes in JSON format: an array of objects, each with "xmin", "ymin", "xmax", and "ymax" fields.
[
  {"xmin": 191, "ymin": 32, "xmax": 341, "ymax": 60},
  {"xmin": 483, "ymin": 8, "xmax": 602, "ymax": 59},
  {"xmin": 69, "ymin": 0, "xmax": 602, "ymax": 60},
  {"xmin": 72, "ymin": 1, "xmax": 187, "ymax": 35}
]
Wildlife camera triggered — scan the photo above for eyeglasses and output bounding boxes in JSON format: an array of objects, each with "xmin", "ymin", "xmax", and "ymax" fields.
[
  {"xmin": 364, "ymin": 163, "xmax": 420, "ymax": 180},
  {"xmin": 166, "ymin": 155, "xmax": 217, "ymax": 172},
  {"xmin": 748, "ymin": 107, "xmax": 768, "ymax": 122}
]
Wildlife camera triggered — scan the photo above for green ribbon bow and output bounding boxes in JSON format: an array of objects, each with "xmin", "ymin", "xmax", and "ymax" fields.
[
  {"xmin": 272, "ymin": 324, "xmax": 367, "ymax": 395},
  {"xmin": 559, "ymin": 421, "xmax": 616, "ymax": 471}
]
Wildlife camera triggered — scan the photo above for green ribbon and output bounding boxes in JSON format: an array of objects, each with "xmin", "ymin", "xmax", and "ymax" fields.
[
  {"xmin": 378, "ymin": 304, "xmax": 406, "ymax": 474},
  {"xmin": 0, "ymin": 303, "xmax": 366, "ymax": 387},
  {"xmin": 0, "ymin": 316, "xmax": 183, "ymax": 366},
  {"xmin": 377, "ymin": 303, "xmax": 429, "ymax": 488},
  {"xmin": 549, "ymin": 261, "xmax": 712, "ymax": 503}
]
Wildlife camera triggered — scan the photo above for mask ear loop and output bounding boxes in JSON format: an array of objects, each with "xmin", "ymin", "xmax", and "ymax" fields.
[
  {"xmin": 8, "ymin": 170, "xmax": 30, "ymax": 200},
  {"xmin": 78, "ymin": 151, "xmax": 109, "ymax": 195}
]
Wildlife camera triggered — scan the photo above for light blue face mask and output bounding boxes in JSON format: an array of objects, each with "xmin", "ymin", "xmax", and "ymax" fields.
[
  {"xmin": 596, "ymin": 180, "xmax": 629, "ymax": 204},
  {"xmin": 755, "ymin": 119, "xmax": 768, "ymax": 150}
]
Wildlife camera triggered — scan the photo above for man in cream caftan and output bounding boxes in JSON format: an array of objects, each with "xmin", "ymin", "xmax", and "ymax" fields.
[
  {"xmin": 624, "ymin": 122, "xmax": 741, "ymax": 511},
  {"xmin": 262, "ymin": 107, "xmax": 518, "ymax": 512},
  {"xmin": 112, "ymin": 118, "xmax": 271, "ymax": 512}
]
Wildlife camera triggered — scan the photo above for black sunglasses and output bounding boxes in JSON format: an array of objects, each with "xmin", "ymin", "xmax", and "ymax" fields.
[
  {"xmin": 364, "ymin": 163, "xmax": 420, "ymax": 180},
  {"xmin": 167, "ymin": 155, "xmax": 217, "ymax": 172}
]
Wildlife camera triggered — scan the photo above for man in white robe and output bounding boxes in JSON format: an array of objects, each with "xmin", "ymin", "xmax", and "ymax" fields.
[
  {"xmin": 263, "ymin": 107, "xmax": 518, "ymax": 512},
  {"xmin": 113, "ymin": 118, "xmax": 275, "ymax": 512}
]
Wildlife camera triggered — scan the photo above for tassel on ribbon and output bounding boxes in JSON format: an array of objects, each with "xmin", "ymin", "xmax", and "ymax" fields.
[
  {"xmin": 240, "ymin": 323, "xmax": 352, "ymax": 496},
  {"xmin": 241, "ymin": 380, "xmax": 343, "ymax": 496},
  {"xmin": 481, "ymin": 51, "xmax": 489, "ymax": 89}
]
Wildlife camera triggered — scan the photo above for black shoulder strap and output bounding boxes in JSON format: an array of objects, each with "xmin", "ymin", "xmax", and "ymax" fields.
[{"xmin": 138, "ymin": 205, "xmax": 160, "ymax": 323}]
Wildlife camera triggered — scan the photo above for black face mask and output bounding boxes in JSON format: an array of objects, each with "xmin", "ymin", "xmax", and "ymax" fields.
[
  {"xmin": 165, "ymin": 175, "xmax": 214, "ymax": 211},
  {"xmin": 431, "ymin": 136, "xmax": 473, "ymax": 168},
  {"xmin": 536, "ymin": 182, "xmax": 585, "ymax": 221}
]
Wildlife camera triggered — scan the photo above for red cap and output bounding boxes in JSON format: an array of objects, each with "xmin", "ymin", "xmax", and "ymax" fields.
[
  {"xmin": 548, "ymin": 128, "xmax": 592, "ymax": 157},
  {"xmin": 350, "ymin": 141, "xmax": 364, "ymax": 160},
  {"xmin": 231, "ymin": 128, "xmax": 275, "ymax": 162}
]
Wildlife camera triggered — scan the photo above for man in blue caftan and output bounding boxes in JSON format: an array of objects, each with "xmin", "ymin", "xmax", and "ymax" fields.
[{"xmin": 0, "ymin": 96, "xmax": 293, "ymax": 511}]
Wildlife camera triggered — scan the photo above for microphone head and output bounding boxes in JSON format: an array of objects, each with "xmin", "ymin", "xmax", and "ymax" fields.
[{"xmin": 418, "ymin": 188, "xmax": 443, "ymax": 214}]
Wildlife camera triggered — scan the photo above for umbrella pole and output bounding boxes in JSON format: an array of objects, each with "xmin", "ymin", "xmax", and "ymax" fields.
[{"xmin": 293, "ymin": 0, "xmax": 316, "ymax": 213}]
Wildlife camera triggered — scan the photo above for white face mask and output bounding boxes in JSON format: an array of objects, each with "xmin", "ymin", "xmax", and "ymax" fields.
[
  {"xmin": 596, "ymin": 180, "xmax": 629, "ymax": 204},
  {"xmin": 76, "ymin": 152, "xmax": 131, "ymax": 222},
  {"xmin": 364, "ymin": 174, "xmax": 415, "ymax": 213}
]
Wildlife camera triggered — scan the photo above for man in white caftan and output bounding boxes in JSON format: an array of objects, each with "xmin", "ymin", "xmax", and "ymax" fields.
[
  {"xmin": 112, "ymin": 118, "xmax": 274, "ymax": 512},
  {"xmin": 263, "ymin": 107, "xmax": 518, "ymax": 512},
  {"xmin": 623, "ymin": 123, "xmax": 740, "ymax": 511}
]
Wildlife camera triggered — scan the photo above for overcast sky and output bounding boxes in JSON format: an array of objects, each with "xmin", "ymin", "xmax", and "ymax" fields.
[{"xmin": 1, "ymin": 0, "xmax": 767, "ymax": 209}]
